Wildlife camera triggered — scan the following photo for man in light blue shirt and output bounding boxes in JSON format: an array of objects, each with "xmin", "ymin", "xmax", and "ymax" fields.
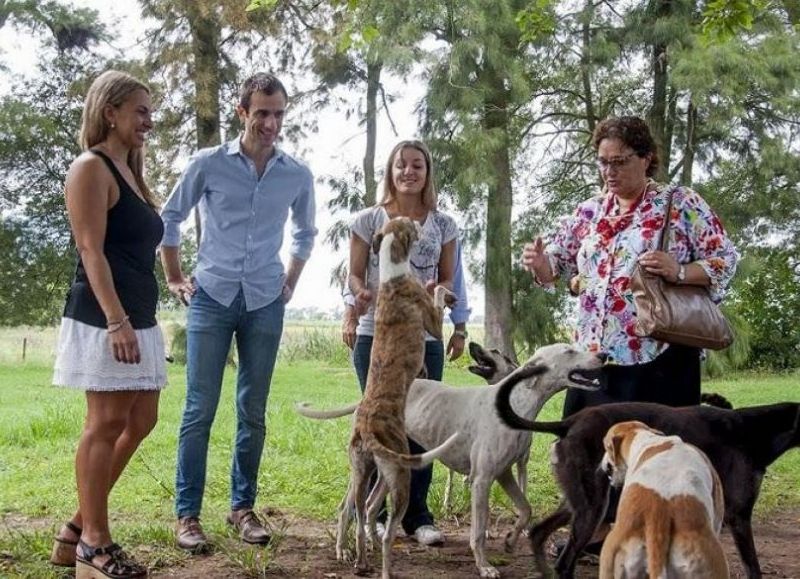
[{"xmin": 160, "ymin": 73, "xmax": 317, "ymax": 551}]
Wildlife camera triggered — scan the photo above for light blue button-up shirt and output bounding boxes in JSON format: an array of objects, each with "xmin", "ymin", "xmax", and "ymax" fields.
[{"xmin": 161, "ymin": 138, "xmax": 317, "ymax": 311}]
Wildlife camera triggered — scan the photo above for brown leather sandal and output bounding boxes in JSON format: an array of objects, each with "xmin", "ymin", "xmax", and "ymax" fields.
[
  {"xmin": 75, "ymin": 540, "xmax": 147, "ymax": 579},
  {"xmin": 50, "ymin": 521, "xmax": 82, "ymax": 567}
]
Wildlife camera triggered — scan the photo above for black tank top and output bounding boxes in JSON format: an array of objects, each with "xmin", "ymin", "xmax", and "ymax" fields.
[{"xmin": 62, "ymin": 150, "xmax": 164, "ymax": 329}]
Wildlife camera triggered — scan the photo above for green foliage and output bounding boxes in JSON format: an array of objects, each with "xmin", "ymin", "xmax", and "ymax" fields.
[
  {"xmin": 701, "ymin": 0, "xmax": 768, "ymax": 43},
  {"xmin": 733, "ymin": 249, "xmax": 800, "ymax": 370},
  {"xmin": 703, "ymin": 304, "xmax": 752, "ymax": 378},
  {"xmin": 0, "ymin": 219, "xmax": 74, "ymax": 326},
  {"xmin": 515, "ymin": 0, "xmax": 556, "ymax": 43},
  {"xmin": 0, "ymin": 52, "xmax": 108, "ymax": 325},
  {"xmin": 246, "ymin": 0, "xmax": 280, "ymax": 11}
]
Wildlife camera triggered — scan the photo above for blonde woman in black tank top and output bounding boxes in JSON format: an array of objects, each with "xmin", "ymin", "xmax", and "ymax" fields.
[{"xmin": 50, "ymin": 71, "xmax": 163, "ymax": 579}]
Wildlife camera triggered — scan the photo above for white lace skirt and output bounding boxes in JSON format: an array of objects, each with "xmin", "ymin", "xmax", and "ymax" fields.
[{"xmin": 53, "ymin": 318, "xmax": 167, "ymax": 391}]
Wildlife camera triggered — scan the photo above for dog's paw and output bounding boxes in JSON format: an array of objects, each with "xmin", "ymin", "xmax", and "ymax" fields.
[
  {"xmin": 479, "ymin": 565, "xmax": 501, "ymax": 578},
  {"xmin": 433, "ymin": 285, "xmax": 457, "ymax": 309},
  {"xmin": 503, "ymin": 531, "xmax": 518, "ymax": 553}
]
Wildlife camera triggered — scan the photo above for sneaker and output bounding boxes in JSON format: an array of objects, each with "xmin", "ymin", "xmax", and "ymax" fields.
[
  {"xmin": 176, "ymin": 516, "xmax": 208, "ymax": 552},
  {"xmin": 413, "ymin": 524, "xmax": 444, "ymax": 546},
  {"xmin": 227, "ymin": 509, "xmax": 271, "ymax": 545},
  {"xmin": 364, "ymin": 522, "xmax": 386, "ymax": 541}
]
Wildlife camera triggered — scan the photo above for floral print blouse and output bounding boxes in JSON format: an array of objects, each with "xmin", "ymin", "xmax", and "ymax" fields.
[{"xmin": 544, "ymin": 182, "xmax": 738, "ymax": 366}]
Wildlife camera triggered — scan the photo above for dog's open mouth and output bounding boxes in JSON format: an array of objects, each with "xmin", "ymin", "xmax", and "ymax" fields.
[
  {"xmin": 468, "ymin": 364, "xmax": 493, "ymax": 379},
  {"xmin": 568, "ymin": 367, "xmax": 603, "ymax": 389}
]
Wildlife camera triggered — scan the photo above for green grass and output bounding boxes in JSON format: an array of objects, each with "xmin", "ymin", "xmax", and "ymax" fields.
[{"xmin": 0, "ymin": 351, "xmax": 798, "ymax": 576}]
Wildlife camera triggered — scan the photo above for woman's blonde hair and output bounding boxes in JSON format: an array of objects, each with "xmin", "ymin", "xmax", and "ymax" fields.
[
  {"xmin": 79, "ymin": 70, "xmax": 156, "ymax": 207},
  {"xmin": 380, "ymin": 140, "xmax": 437, "ymax": 211}
]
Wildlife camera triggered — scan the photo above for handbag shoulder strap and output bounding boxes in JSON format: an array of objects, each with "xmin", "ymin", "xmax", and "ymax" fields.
[{"xmin": 658, "ymin": 186, "xmax": 675, "ymax": 252}]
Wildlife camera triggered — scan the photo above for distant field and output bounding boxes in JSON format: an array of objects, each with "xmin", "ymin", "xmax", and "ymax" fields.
[{"xmin": 0, "ymin": 319, "xmax": 487, "ymax": 365}]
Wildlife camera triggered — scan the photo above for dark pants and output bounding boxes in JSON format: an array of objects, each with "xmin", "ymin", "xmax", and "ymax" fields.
[
  {"xmin": 353, "ymin": 335, "xmax": 444, "ymax": 534},
  {"xmin": 563, "ymin": 343, "xmax": 701, "ymax": 527},
  {"xmin": 563, "ymin": 343, "xmax": 701, "ymax": 418}
]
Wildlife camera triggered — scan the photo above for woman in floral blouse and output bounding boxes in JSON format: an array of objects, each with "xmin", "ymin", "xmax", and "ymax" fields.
[{"xmin": 522, "ymin": 116, "xmax": 737, "ymax": 417}]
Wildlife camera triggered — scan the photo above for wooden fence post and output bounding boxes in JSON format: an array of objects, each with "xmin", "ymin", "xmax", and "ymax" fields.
[{"xmin": 22, "ymin": 337, "xmax": 27, "ymax": 361}]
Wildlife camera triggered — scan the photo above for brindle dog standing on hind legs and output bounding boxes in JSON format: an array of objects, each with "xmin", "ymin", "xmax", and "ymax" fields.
[{"xmin": 335, "ymin": 217, "xmax": 458, "ymax": 579}]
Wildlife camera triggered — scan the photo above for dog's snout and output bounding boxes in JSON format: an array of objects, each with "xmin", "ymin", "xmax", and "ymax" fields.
[{"xmin": 597, "ymin": 352, "xmax": 609, "ymax": 364}]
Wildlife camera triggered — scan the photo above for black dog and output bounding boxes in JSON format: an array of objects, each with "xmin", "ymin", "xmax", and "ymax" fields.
[{"xmin": 495, "ymin": 385, "xmax": 800, "ymax": 579}]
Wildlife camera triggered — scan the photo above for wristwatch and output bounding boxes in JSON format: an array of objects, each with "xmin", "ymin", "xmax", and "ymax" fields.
[
  {"xmin": 452, "ymin": 329, "xmax": 469, "ymax": 339},
  {"xmin": 676, "ymin": 264, "xmax": 686, "ymax": 283}
]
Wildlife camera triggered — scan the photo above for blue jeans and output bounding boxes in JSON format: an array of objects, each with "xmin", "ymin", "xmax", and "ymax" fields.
[
  {"xmin": 175, "ymin": 287, "xmax": 284, "ymax": 518},
  {"xmin": 353, "ymin": 335, "xmax": 444, "ymax": 534}
]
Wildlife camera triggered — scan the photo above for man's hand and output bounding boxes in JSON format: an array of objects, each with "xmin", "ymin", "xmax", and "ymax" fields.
[
  {"xmin": 447, "ymin": 333, "xmax": 466, "ymax": 361},
  {"xmin": 167, "ymin": 276, "xmax": 195, "ymax": 306},
  {"xmin": 342, "ymin": 305, "xmax": 357, "ymax": 350},
  {"xmin": 282, "ymin": 283, "xmax": 294, "ymax": 304}
]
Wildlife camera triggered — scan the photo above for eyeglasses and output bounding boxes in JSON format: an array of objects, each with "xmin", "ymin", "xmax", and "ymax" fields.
[{"xmin": 596, "ymin": 153, "xmax": 637, "ymax": 171}]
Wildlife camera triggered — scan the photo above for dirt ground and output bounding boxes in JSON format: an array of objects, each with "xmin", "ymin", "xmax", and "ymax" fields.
[{"xmin": 153, "ymin": 508, "xmax": 800, "ymax": 578}]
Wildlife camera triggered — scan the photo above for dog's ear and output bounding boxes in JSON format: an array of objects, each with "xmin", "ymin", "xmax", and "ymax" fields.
[
  {"xmin": 372, "ymin": 232, "xmax": 384, "ymax": 255},
  {"xmin": 609, "ymin": 433, "xmax": 625, "ymax": 465}
]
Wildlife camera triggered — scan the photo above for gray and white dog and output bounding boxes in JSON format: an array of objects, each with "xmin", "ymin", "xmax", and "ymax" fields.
[{"xmin": 297, "ymin": 342, "xmax": 605, "ymax": 578}]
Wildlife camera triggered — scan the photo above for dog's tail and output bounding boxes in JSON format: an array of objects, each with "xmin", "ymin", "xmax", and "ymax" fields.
[
  {"xmin": 295, "ymin": 402, "xmax": 359, "ymax": 419},
  {"xmin": 494, "ymin": 364, "xmax": 570, "ymax": 437},
  {"xmin": 366, "ymin": 431, "xmax": 460, "ymax": 469},
  {"xmin": 700, "ymin": 392, "xmax": 733, "ymax": 409}
]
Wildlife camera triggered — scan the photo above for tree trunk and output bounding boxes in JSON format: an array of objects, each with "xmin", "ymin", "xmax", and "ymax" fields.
[
  {"xmin": 363, "ymin": 58, "xmax": 381, "ymax": 206},
  {"xmin": 647, "ymin": 0, "xmax": 672, "ymax": 181},
  {"xmin": 581, "ymin": 0, "xmax": 596, "ymax": 133},
  {"xmin": 482, "ymin": 91, "xmax": 516, "ymax": 360},
  {"xmin": 188, "ymin": 4, "xmax": 222, "ymax": 246},
  {"xmin": 680, "ymin": 97, "xmax": 697, "ymax": 186},
  {"xmin": 664, "ymin": 85, "xmax": 677, "ymax": 175}
]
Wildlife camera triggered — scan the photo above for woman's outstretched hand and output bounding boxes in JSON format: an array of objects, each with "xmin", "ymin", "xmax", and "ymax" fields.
[{"xmin": 521, "ymin": 237, "xmax": 554, "ymax": 283}]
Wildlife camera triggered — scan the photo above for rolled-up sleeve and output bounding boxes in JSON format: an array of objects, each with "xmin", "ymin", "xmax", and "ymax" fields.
[
  {"xmin": 342, "ymin": 283, "xmax": 356, "ymax": 307},
  {"xmin": 449, "ymin": 241, "xmax": 471, "ymax": 325},
  {"xmin": 289, "ymin": 168, "xmax": 317, "ymax": 261},
  {"xmin": 160, "ymin": 155, "xmax": 206, "ymax": 248},
  {"xmin": 679, "ymin": 190, "xmax": 738, "ymax": 302}
]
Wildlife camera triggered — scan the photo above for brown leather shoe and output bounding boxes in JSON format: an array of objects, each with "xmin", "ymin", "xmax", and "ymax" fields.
[
  {"xmin": 176, "ymin": 516, "xmax": 208, "ymax": 551},
  {"xmin": 226, "ymin": 509, "xmax": 271, "ymax": 545}
]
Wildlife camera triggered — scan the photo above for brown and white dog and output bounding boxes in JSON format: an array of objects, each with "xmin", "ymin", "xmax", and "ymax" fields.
[
  {"xmin": 599, "ymin": 421, "xmax": 729, "ymax": 579},
  {"xmin": 336, "ymin": 217, "xmax": 458, "ymax": 579}
]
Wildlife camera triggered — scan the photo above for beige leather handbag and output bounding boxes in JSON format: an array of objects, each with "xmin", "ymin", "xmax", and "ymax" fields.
[{"xmin": 630, "ymin": 188, "xmax": 734, "ymax": 350}]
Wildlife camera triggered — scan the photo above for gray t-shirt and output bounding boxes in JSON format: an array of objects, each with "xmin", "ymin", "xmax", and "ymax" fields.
[{"xmin": 351, "ymin": 206, "xmax": 459, "ymax": 338}]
